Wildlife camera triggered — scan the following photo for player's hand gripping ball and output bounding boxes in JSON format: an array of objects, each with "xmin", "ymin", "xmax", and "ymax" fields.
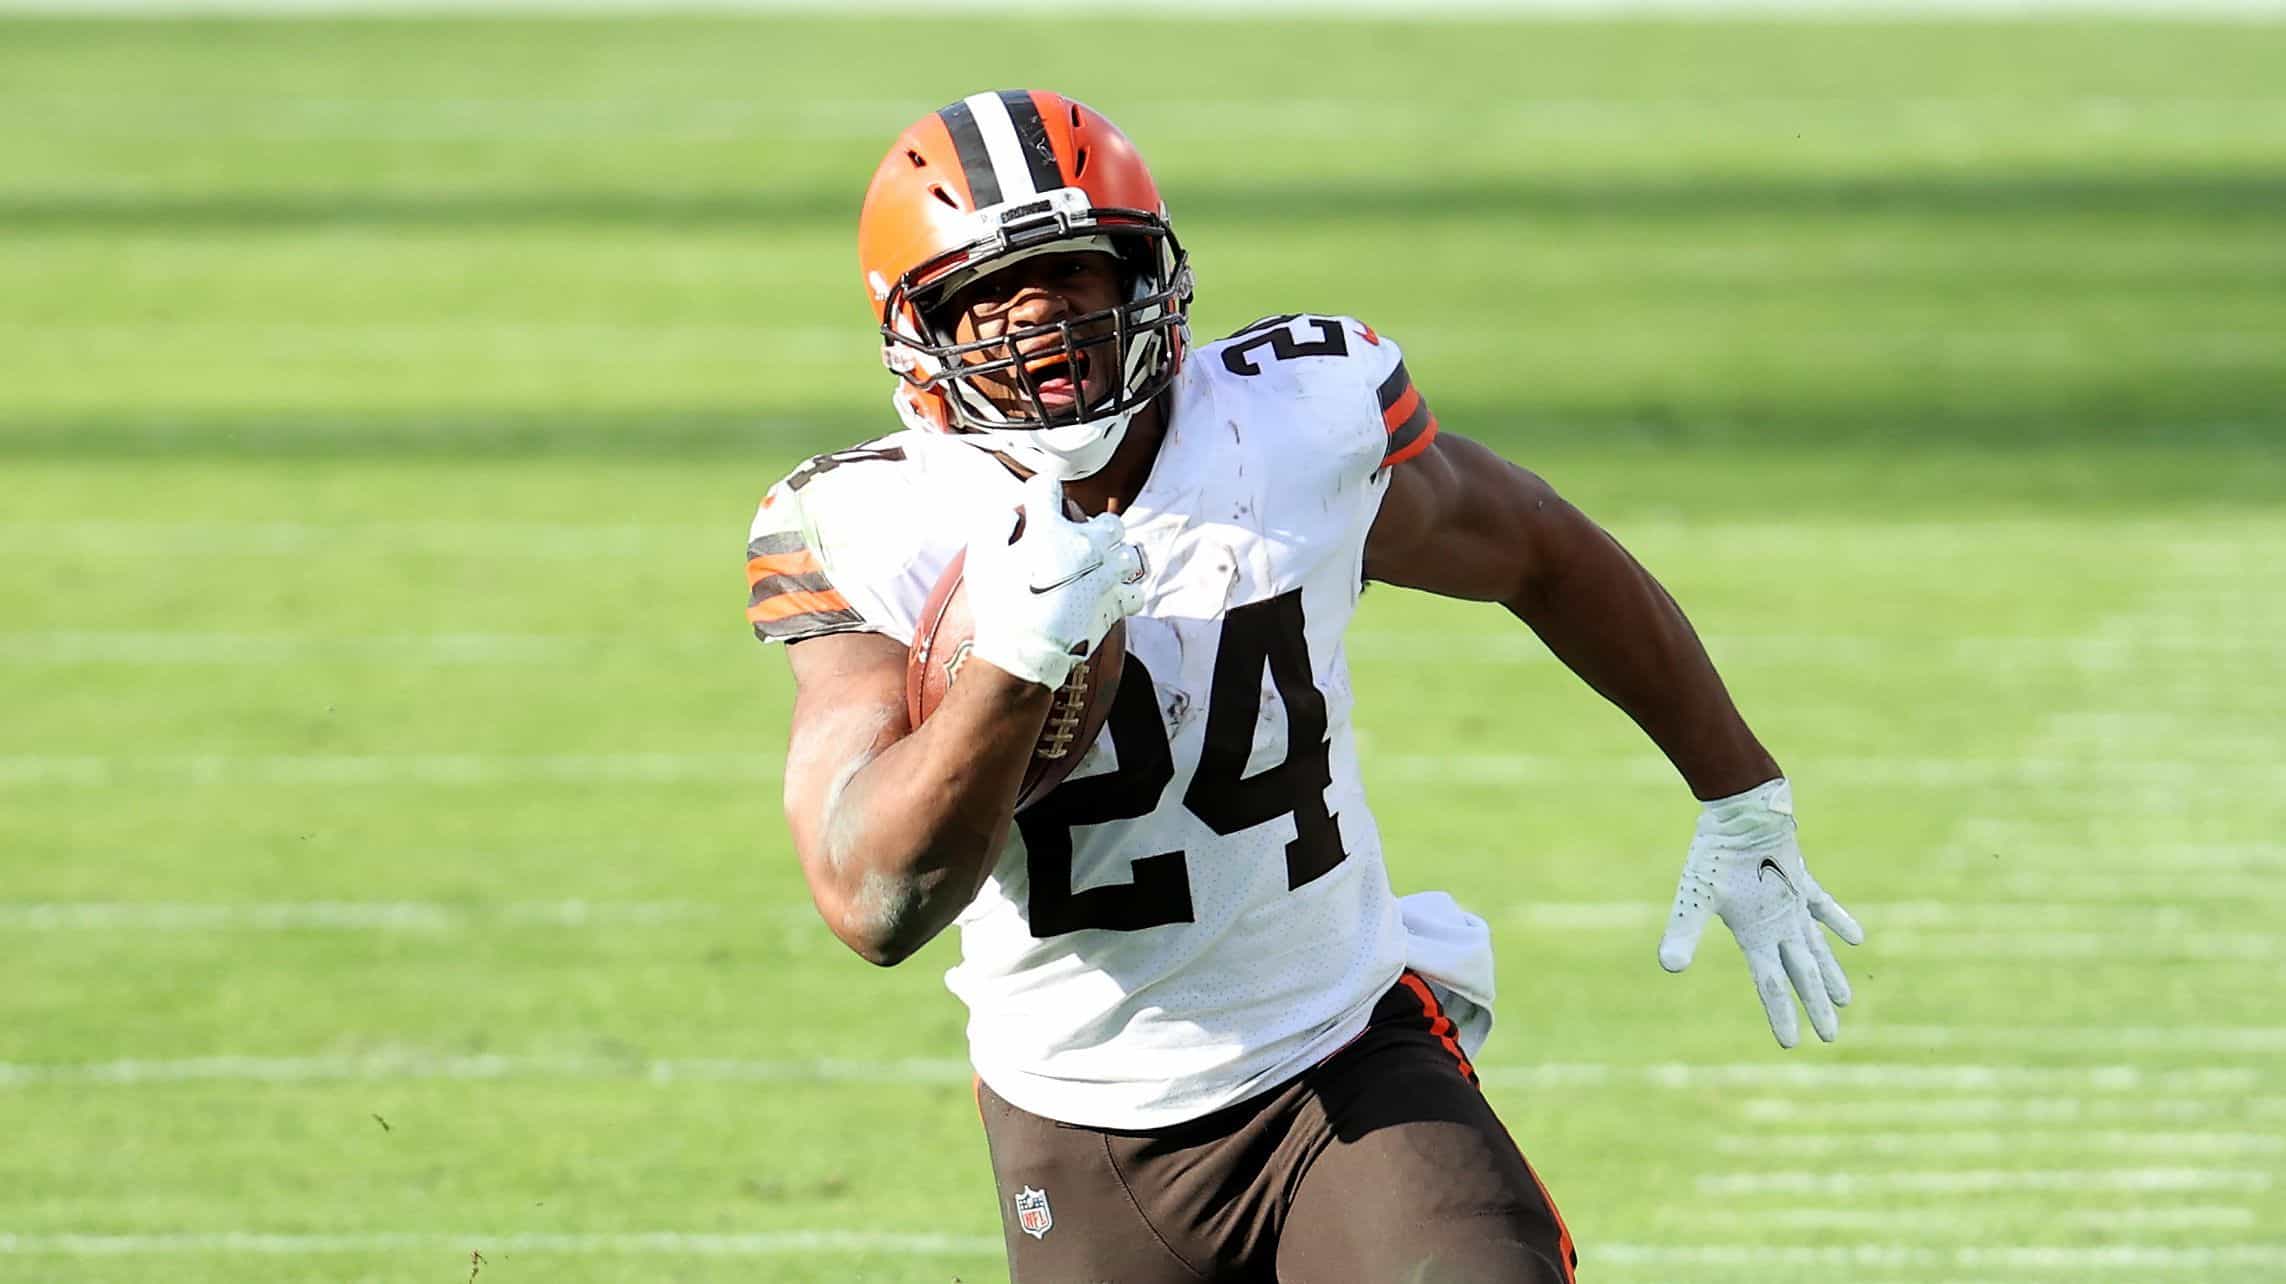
[{"xmin": 907, "ymin": 475, "xmax": 1142, "ymax": 812}]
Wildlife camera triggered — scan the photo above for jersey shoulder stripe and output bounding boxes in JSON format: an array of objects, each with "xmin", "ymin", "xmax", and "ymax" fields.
[
  {"xmin": 744, "ymin": 529, "xmax": 866, "ymax": 641},
  {"xmin": 1374, "ymin": 358, "xmax": 1438, "ymax": 468}
]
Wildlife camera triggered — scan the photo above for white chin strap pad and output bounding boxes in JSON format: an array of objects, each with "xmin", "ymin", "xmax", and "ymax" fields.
[{"xmin": 970, "ymin": 406, "xmax": 1133, "ymax": 481}]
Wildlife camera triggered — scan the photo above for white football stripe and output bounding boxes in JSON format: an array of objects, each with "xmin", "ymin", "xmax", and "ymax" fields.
[{"xmin": 963, "ymin": 91, "xmax": 1040, "ymax": 203}]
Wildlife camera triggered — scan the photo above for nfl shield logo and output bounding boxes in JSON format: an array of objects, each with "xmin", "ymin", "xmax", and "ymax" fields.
[{"xmin": 1015, "ymin": 1186, "xmax": 1053, "ymax": 1239}]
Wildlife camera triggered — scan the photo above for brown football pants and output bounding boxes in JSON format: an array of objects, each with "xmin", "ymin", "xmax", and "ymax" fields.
[{"xmin": 977, "ymin": 971, "xmax": 1579, "ymax": 1283}]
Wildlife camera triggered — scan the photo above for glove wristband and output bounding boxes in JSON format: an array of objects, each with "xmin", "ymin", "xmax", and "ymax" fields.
[
  {"xmin": 1699, "ymin": 776, "xmax": 1793, "ymax": 842},
  {"xmin": 968, "ymin": 632, "xmax": 1078, "ymax": 692}
]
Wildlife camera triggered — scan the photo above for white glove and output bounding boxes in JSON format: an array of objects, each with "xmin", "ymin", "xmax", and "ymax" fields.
[
  {"xmin": 1658, "ymin": 778, "xmax": 1864, "ymax": 1048},
  {"xmin": 964, "ymin": 473, "xmax": 1145, "ymax": 690}
]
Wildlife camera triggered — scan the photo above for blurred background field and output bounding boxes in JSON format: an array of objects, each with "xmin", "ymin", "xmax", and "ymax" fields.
[{"xmin": 2, "ymin": 8, "xmax": 2282, "ymax": 1283}]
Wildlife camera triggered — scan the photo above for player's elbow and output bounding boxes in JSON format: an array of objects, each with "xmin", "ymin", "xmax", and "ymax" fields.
[{"xmin": 821, "ymin": 869, "xmax": 941, "ymax": 968}]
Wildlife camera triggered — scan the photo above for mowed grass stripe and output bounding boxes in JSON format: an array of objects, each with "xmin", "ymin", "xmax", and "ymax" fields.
[
  {"xmin": 0, "ymin": 1230, "xmax": 1001, "ymax": 1257},
  {"xmin": 3, "ymin": 1057, "xmax": 2261, "ymax": 1094},
  {"xmin": 1698, "ymin": 1169, "xmax": 2274, "ymax": 1196},
  {"xmin": 1737, "ymin": 1096, "xmax": 2286, "ymax": 1125},
  {"xmin": 1688, "ymin": 1207, "xmax": 2261, "ymax": 1233},
  {"xmin": 4, "ymin": 1234, "xmax": 2271, "ymax": 1270},
  {"xmin": 1599, "ymin": 1244, "xmax": 2286, "ymax": 1271},
  {"xmin": 7, "ymin": 629, "xmax": 2279, "ymax": 670},
  {"xmin": 5, "ymin": 753, "xmax": 2277, "ymax": 788},
  {"xmin": 1711, "ymin": 1131, "xmax": 2286, "ymax": 1157}
]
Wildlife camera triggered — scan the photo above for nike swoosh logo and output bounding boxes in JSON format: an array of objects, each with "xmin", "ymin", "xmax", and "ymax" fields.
[
  {"xmin": 1757, "ymin": 857, "xmax": 1798, "ymax": 895},
  {"xmin": 1028, "ymin": 558, "xmax": 1104, "ymax": 595}
]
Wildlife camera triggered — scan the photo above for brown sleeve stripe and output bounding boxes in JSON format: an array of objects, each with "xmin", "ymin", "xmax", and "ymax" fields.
[
  {"xmin": 751, "ymin": 593, "xmax": 863, "ymax": 625},
  {"xmin": 745, "ymin": 531, "xmax": 866, "ymax": 640},
  {"xmin": 1378, "ymin": 368, "xmax": 1439, "ymax": 468},
  {"xmin": 751, "ymin": 608, "xmax": 870, "ymax": 643},
  {"xmin": 1374, "ymin": 359, "xmax": 1413, "ymax": 414}
]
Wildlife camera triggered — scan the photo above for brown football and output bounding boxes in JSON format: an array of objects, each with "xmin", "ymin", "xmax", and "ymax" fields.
[{"xmin": 906, "ymin": 548, "xmax": 1126, "ymax": 813}]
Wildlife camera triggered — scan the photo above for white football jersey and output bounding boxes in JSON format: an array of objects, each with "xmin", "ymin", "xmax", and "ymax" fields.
[{"xmin": 747, "ymin": 314, "xmax": 1442, "ymax": 1129}]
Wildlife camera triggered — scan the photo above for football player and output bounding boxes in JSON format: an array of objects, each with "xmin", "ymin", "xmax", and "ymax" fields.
[{"xmin": 749, "ymin": 90, "xmax": 1864, "ymax": 1282}]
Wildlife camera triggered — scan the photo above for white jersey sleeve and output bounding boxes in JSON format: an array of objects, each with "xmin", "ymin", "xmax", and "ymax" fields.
[{"xmin": 743, "ymin": 437, "xmax": 950, "ymax": 647}]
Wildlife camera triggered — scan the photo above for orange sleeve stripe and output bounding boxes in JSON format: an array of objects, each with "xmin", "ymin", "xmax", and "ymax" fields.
[
  {"xmin": 1382, "ymin": 413, "xmax": 1438, "ymax": 467},
  {"xmin": 1380, "ymin": 383, "xmax": 1423, "ymax": 434},
  {"xmin": 747, "ymin": 587, "xmax": 853, "ymax": 624},
  {"xmin": 746, "ymin": 549, "xmax": 824, "ymax": 584}
]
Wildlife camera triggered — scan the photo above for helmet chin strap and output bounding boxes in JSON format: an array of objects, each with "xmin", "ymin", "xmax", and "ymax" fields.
[{"xmin": 967, "ymin": 403, "xmax": 1135, "ymax": 481}]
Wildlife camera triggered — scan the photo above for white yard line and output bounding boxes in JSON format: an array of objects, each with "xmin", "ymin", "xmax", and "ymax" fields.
[
  {"xmin": 0, "ymin": 753, "xmax": 783, "ymax": 787},
  {"xmin": 4, "ymin": 0, "xmax": 2278, "ymax": 18},
  {"xmin": 1373, "ymin": 752, "xmax": 2286, "ymax": 792},
  {"xmin": 1736, "ymin": 1095, "xmax": 2286, "ymax": 1125},
  {"xmin": 1, "ymin": 1056, "xmax": 2257, "ymax": 1093},
  {"xmin": 1872, "ymin": 929, "xmax": 2284, "ymax": 962},
  {"xmin": 1675, "ymin": 1206, "xmax": 2259, "ymax": 1233},
  {"xmin": 1712, "ymin": 1130, "xmax": 2285, "ymax": 1157},
  {"xmin": 1510, "ymin": 900, "xmax": 2254, "ymax": 928},
  {"xmin": 1851, "ymin": 1025, "xmax": 2286, "ymax": 1053},
  {"xmin": 0, "ymin": 1230, "xmax": 1001, "ymax": 1256},
  {"xmin": 0, "ymin": 632, "xmax": 731, "ymax": 665},
  {"xmin": 0, "ymin": 1055, "xmax": 976, "ymax": 1087},
  {"xmin": 1697, "ymin": 1168, "xmax": 2274, "ymax": 1196},
  {"xmin": 0, "ymin": 521, "xmax": 718, "ymax": 558},
  {"xmin": 1598, "ymin": 1244, "xmax": 2286, "ymax": 1271},
  {"xmin": 0, "ymin": 901, "xmax": 710, "ymax": 930}
]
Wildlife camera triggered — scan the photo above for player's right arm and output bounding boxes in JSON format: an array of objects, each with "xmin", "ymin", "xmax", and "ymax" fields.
[
  {"xmin": 772, "ymin": 472, "xmax": 1143, "ymax": 967},
  {"xmin": 781, "ymin": 630, "xmax": 1051, "ymax": 967}
]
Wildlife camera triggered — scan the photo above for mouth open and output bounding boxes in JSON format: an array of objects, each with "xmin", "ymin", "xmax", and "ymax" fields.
[{"xmin": 1022, "ymin": 350, "xmax": 1089, "ymax": 411}]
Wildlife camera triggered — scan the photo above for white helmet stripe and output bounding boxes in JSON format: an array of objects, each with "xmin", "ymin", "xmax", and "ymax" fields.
[{"xmin": 965, "ymin": 91, "xmax": 1041, "ymax": 202}]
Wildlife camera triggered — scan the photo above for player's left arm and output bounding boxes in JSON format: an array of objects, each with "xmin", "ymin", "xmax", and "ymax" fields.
[
  {"xmin": 1365, "ymin": 431, "xmax": 1772, "ymax": 799},
  {"xmin": 1364, "ymin": 427, "xmax": 1864, "ymax": 1047}
]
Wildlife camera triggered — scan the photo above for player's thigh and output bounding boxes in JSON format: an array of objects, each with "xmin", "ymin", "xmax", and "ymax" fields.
[
  {"xmin": 976, "ymin": 1081, "xmax": 1208, "ymax": 1284},
  {"xmin": 1275, "ymin": 1038, "xmax": 1575, "ymax": 1284}
]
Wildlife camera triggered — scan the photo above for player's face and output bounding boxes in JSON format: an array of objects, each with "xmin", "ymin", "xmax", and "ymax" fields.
[{"xmin": 945, "ymin": 251, "xmax": 1124, "ymax": 420}]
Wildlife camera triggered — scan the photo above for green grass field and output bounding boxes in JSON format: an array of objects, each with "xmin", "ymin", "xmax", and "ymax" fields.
[{"xmin": 3, "ymin": 11, "xmax": 2283, "ymax": 1282}]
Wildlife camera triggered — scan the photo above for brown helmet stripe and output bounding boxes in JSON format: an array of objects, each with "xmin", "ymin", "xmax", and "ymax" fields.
[
  {"xmin": 996, "ymin": 90, "xmax": 1066, "ymax": 194},
  {"xmin": 937, "ymin": 97, "xmax": 1003, "ymax": 207}
]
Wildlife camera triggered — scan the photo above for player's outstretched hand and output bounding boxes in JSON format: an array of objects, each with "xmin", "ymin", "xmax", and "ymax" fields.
[
  {"xmin": 965, "ymin": 473, "xmax": 1146, "ymax": 690},
  {"xmin": 1657, "ymin": 778, "xmax": 1864, "ymax": 1048}
]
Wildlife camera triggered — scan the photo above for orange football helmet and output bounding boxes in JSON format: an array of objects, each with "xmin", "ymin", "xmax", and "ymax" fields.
[{"xmin": 858, "ymin": 90, "xmax": 1192, "ymax": 480}]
